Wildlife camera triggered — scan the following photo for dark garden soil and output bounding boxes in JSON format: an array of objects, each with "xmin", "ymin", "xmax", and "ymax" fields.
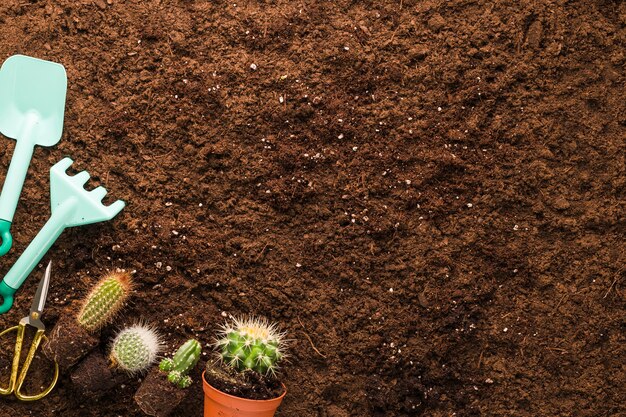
[{"xmin": 0, "ymin": 0, "xmax": 623, "ymax": 416}]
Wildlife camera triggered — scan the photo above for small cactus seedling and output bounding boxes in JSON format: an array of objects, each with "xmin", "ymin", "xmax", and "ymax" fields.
[
  {"xmin": 214, "ymin": 316, "xmax": 286, "ymax": 376},
  {"xmin": 78, "ymin": 272, "xmax": 132, "ymax": 332},
  {"xmin": 110, "ymin": 324, "xmax": 161, "ymax": 374},
  {"xmin": 159, "ymin": 339, "xmax": 201, "ymax": 388}
]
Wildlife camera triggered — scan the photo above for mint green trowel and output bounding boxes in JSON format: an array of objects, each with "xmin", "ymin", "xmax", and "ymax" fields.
[
  {"xmin": 0, "ymin": 55, "xmax": 67, "ymax": 256},
  {"xmin": 0, "ymin": 158, "xmax": 125, "ymax": 314}
]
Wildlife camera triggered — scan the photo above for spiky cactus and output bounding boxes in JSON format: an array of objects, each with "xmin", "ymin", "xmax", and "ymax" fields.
[
  {"xmin": 159, "ymin": 339, "xmax": 201, "ymax": 388},
  {"xmin": 215, "ymin": 316, "xmax": 286, "ymax": 376},
  {"xmin": 78, "ymin": 272, "xmax": 132, "ymax": 332},
  {"xmin": 110, "ymin": 324, "xmax": 161, "ymax": 374}
]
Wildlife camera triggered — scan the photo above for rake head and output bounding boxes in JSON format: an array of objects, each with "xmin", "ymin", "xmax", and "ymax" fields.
[{"xmin": 50, "ymin": 158, "xmax": 125, "ymax": 227}]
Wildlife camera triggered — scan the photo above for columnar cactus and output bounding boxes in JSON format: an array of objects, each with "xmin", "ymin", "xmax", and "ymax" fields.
[
  {"xmin": 78, "ymin": 272, "xmax": 132, "ymax": 332},
  {"xmin": 110, "ymin": 324, "xmax": 161, "ymax": 374},
  {"xmin": 214, "ymin": 316, "xmax": 286, "ymax": 376},
  {"xmin": 159, "ymin": 339, "xmax": 201, "ymax": 388}
]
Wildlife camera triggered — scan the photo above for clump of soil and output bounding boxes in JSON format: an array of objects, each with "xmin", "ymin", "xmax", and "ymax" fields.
[
  {"xmin": 134, "ymin": 368, "xmax": 188, "ymax": 417},
  {"xmin": 70, "ymin": 351, "xmax": 129, "ymax": 398},
  {"xmin": 203, "ymin": 360, "xmax": 284, "ymax": 401},
  {"xmin": 42, "ymin": 312, "xmax": 100, "ymax": 372}
]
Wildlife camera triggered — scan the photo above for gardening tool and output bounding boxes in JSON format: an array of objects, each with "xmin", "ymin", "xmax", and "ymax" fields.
[
  {"xmin": 0, "ymin": 55, "xmax": 67, "ymax": 256},
  {"xmin": 0, "ymin": 157, "xmax": 125, "ymax": 314},
  {"xmin": 0, "ymin": 261, "xmax": 59, "ymax": 401}
]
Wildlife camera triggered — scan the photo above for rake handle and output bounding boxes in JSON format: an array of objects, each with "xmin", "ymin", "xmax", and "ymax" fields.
[{"xmin": 0, "ymin": 198, "xmax": 75, "ymax": 314}]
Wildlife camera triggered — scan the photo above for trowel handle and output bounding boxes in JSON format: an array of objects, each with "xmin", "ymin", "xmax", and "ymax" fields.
[
  {"xmin": 0, "ymin": 139, "xmax": 36, "ymax": 256},
  {"xmin": 0, "ymin": 200, "xmax": 73, "ymax": 314}
]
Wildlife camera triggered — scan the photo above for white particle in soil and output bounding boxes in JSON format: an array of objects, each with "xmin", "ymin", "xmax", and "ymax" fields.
[
  {"xmin": 156, "ymin": 262, "xmax": 162, "ymax": 268},
  {"xmin": 172, "ymin": 230, "xmax": 179, "ymax": 235},
  {"xmin": 250, "ymin": 63, "xmax": 257, "ymax": 70},
  {"xmin": 513, "ymin": 224, "xmax": 519, "ymax": 231},
  {"xmin": 338, "ymin": 133, "xmax": 344, "ymax": 139},
  {"xmin": 221, "ymin": 311, "xmax": 227, "ymax": 317},
  {"xmin": 389, "ymin": 288, "xmax": 394, "ymax": 293},
  {"xmin": 467, "ymin": 203, "xmax": 473, "ymax": 207},
  {"xmin": 437, "ymin": 106, "xmax": 442, "ymax": 111},
  {"xmin": 353, "ymin": 146, "xmax": 358, "ymax": 151},
  {"xmin": 166, "ymin": 266, "xmax": 172, "ymax": 271},
  {"xmin": 296, "ymin": 263, "xmax": 302, "ymax": 268},
  {"xmin": 165, "ymin": 202, "xmax": 172, "ymax": 206}
]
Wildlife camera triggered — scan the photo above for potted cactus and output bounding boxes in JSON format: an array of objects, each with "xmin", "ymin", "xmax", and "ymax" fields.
[
  {"xmin": 202, "ymin": 316, "xmax": 287, "ymax": 417},
  {"xmin": 71, "ymin": 323, "xmax": 162, "ymax": 397},
  {"xmin": 43, "ymin": 271, "xmax": 132, "ymax": 370},
  {"xmin": 134, "ymin": 339, "xmax": 202, "ymax": 417}
]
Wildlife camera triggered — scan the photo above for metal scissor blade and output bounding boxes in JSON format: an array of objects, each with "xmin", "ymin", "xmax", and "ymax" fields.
[{"xmin": 30, "ymin": 261, "xmax": 51, "ymax": 318}]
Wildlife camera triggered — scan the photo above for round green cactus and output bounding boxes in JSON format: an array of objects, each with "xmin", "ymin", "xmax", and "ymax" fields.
[
  {"xmin": 78, "ymin": 272, "xmax": 132, "ymax": 332},
  {"xmin": 159, "ymin": 339, "xmax": 201, "ymax": 389},
  {"xmin": 110, "ymin": 324, "xmax": 161, "ymax": 374},
  {"xmin": 214, "ymin": 317, "xmax": 286, "ymax": 376}
]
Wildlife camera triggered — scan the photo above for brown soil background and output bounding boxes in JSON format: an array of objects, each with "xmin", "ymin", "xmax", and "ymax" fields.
[{"xmin": 0, "ymin": 0, "xmax": 624, "ymax": 416}]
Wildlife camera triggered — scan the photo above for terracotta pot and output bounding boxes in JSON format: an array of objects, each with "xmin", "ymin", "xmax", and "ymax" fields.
[{"xmin": 202, "ymin": 371, "xmax": 286, "ymax": 417}]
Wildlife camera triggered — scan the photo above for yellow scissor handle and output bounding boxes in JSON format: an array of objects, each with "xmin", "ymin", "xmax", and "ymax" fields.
[
  {"xmin": 0, "ymin": 325, "xmax": 20, "ymax": 396},
  {"xmin": 0, "ymin": 324, "xmax": 59, "ymax": 401}
]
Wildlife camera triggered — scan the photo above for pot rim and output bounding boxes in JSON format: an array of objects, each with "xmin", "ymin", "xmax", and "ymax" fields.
[{"xmin": 202, "ymin": 370, "xmax": 287, "ymax": 403}]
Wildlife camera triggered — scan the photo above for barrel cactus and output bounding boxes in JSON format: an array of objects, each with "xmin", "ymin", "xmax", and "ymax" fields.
[
  {"xmin": 78, "ymin": 272, "xmax": 133, "ymax": 332},
  {"xmin": 159, "ymin": 339, "xmax": 201, "ymax": 388},
  {"xmin": 110, "ymin": 324, "xmax": 161, "ymax": 374},
  {"xmin": 214, "ymin": 316, "xmax": 286, "ymax": 376}
]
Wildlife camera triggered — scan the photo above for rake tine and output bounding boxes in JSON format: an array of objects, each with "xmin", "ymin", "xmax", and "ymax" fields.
[
  {"xmin": 106, "ymin": 200, "xmax": 126, "ymax": 219},
  {"xmin": 72, "ymin": 171, "xmax": 90, "ymax": 185},
  {"xmin": 90, "ymin": 186, "xmax": 107, "ymax": 200},
  {"xmin": 51, "ymin": 157, "xmax": 73, "ymax": 174}
]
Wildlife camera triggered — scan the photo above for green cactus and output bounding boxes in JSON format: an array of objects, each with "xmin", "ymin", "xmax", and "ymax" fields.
[
  {"xmin": 214, "ymin": 316, "xmax": 286, "ymax": 376},
  {"xmin": 78, "ymin": 272, "xmax": 132, "ymax": 332},
  {"xmin": 159, "ymin": 339, "xmax": 201, "ymax": 388},
  {"xmin": 110, "ymin": 324, "xmax": 161, "ymax": 374}
]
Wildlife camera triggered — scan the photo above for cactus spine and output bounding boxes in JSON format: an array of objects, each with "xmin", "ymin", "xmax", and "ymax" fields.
[
  {"xmin": 215, "ymin": 316, "xmax": 286, "ymax": 376},
  {"xmin": 110, "ymin": 324, "xmax": 161, "ymax": 374},
  {"xmin": 159, "ymin": 339, "xmax": 201, "ymax": 388},
  {"xmin": 78, "ymin": 272, "xmax": 132, "ymax": 332}
]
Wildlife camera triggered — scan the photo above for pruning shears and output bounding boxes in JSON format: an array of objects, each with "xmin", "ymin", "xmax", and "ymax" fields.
[{"xmin": 0, "ymin": 262, "xmax": 59, "ymax": 401}]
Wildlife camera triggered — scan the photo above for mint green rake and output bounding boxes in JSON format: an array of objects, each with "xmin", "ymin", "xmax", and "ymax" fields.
[
  {"xmin": 0, "ymin": 55, "xmax": 67, "ymax": 256},
  {"xmin": 0, "ymin": 158, "xmax": 125, "ymax": 314}
]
